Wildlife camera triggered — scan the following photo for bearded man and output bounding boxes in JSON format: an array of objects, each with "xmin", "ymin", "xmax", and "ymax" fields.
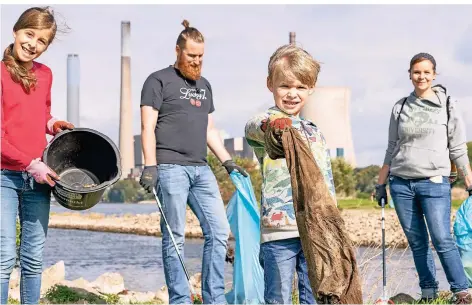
[{"xmin": 139, "ymin": 20, "xmax": 247, "ymax": 304}]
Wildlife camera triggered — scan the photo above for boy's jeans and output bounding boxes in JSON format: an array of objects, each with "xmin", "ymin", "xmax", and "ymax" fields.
[
  {"xmin": 389, "ymin": 175, "xmax": 469, "ymax": 295},
  {"xmin": 259, "ymin": 237, "xmax": 316, "ymax": 304},
  {"xmin": 156, "ymin": 164, "xmax": 230, "ymax": 304},
  {"xmin": 0, "ymin": 170, "xmax": 51, "ymax": 304}
]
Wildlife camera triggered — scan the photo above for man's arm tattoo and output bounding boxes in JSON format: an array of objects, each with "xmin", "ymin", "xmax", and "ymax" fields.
[{"xmin": 459, "ymin": 165, "xmax": 470, "ymax": 178}]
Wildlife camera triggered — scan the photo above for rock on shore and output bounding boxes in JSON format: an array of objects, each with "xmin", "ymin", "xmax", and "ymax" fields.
[
  {"xmin": 7, "ymin": 261, "xmax": 201, "ymax": 304},
  {"xmin": 49, "ymin": 208, "xmax": 461, "ymax": 248}
]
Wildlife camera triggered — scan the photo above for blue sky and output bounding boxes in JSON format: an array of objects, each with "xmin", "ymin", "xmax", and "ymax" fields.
[{"xmin": 2, "ymin": 4, "xmax": 472, "ymax": 167}]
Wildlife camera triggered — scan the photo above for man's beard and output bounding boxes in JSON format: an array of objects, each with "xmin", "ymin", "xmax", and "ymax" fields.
[{"xmin": 177, "ymin": 57, "xmax": 202, "ymax": 81}]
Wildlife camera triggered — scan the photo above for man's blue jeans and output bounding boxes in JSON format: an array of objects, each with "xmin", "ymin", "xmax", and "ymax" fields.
[
  {"xmin": 156, "ymin": 164, "xmax": 230, "ymax": 304},
  {"xmin": 0, "ymin": 170, "xmax": 51, "ymax": 304},
  {"xmin": 259, "ymin": 237, "xmax": 316, "ymax": 304},
  {"xmin": 389, "ymin": 175, "xmax": 469, "ymax": 295}
]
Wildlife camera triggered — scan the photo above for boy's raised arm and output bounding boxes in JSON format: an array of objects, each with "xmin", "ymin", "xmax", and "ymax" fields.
[{"xmin": 245, "ymin": 112, "xmax": 269, "ymax": 148}]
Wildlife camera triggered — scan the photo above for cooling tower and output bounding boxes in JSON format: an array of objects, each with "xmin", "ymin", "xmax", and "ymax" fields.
[
  {"xmin": 300, "ymin": 87, "xmax": 356, "ymax": 167},
  {"xmin": 119, "ymin": 21, "xmax": 134, "ymax": 179},
  {"xmin": 67, "ymin": 54, "xmax": 80, "ymax": 126}
]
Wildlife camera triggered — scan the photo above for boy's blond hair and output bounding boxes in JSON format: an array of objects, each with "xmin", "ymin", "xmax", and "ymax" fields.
[{"xmin": 267, "ymin": 44, "xmax": 321, "ymax": 88}]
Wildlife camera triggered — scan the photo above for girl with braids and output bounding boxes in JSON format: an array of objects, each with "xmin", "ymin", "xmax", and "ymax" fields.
[{"xmin": 1, "ymin": 7, "xmax": 74, "ymax": 304}]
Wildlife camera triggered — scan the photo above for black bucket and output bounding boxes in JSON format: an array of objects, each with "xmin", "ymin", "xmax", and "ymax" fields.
[{"xmin": 42, "ymin": 128, "xmax": 122, "ymax": 210}]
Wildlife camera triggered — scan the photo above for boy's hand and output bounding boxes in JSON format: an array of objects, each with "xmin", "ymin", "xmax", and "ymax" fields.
[
  {"xmin": 260, "ymin": 119, "xmax": 268, "ymax": 132},
  {"xmin": 269, "ymin": 118, "xmax": 292, "ymax": 132}
]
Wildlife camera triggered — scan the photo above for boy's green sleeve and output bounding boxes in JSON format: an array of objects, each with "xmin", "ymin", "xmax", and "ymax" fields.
[{"xmin": 245, "ymin": 112, "xmax": 269, "ymax": 148}]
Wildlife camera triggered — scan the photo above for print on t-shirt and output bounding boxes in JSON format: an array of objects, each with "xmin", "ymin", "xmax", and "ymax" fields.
[{"xmin": 180, "ymin": 87, "xmax": 207, "ymax": 108}]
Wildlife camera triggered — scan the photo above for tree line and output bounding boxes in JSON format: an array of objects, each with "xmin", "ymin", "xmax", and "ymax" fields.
[{"xmin": 103, "ymin": 142, "xmax": 472, "ymax": 203}]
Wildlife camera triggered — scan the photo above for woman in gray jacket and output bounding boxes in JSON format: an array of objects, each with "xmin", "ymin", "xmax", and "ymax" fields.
[{"xmin": 376, "ymin": 53, "xmax": 472, "ymax": 304}]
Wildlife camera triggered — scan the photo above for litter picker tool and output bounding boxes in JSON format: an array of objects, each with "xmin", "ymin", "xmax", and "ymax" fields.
[
  {"xmin": 375, "ymin": 197, "xmax": 394, "ymax": 305},
  {"xmin": 152, "ymin": 188, "xmax": 197, "ymax": 298}
]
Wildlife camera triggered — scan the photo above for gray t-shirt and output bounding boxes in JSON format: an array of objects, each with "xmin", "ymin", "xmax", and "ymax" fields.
[{"xmin": 140, "ymin": 66, "xmax": 215, "ymax": 165}]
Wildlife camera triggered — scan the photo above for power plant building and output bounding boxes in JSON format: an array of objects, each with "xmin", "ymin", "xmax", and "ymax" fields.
[
  {"xmin": 300, "ymin": 87, "xmax": 356, "ymax": 167},
  {"xmin": 224, "ymin": 137, "xmax": 255, "ymax": 160}
]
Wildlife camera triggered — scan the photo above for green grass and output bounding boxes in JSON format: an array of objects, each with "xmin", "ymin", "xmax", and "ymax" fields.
[
  {"xmin": 410, "ymin": 291, "xmax": 454, "ymax": 304},
  {"xmin": 337, "ymin": 199, "xmax": 463, "ymax": 210},
  {"xmin": 338, "ymin": 198, "xmax": 378, "ymax": 209},
  {"xmin": 5, "ymin": 284, "xmax": 177, "ymax": 305},
  {"xmin": 7, "ymin": 297, "xmax": 19, "ymax": 304},
  {"xmin": 411, "ymin": 297, "xmax": 451, "ymax": 304},
  {"xmin": 42, "ymin": 285, "xmax": 165, "ymax": 304},
  {"xmin": 450, "ymin": 199, "xmax": 462, "ymax": 210},
  {"xmin": 291, "ymin": 288, "xmax": 299, "ymax": 304},
  {"xmin": 102, "ymin": 293, "xmax": 121, "ymax": 304},
  {"xmin": 44, "ymin": 285, "xmax": 107, "ymax": 304}
]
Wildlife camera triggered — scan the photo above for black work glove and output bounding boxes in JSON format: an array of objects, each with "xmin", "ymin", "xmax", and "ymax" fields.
[
  {"xmin": 375, "ymin": 184, "xmax": 387, "ymax": 207},
  {"xmin": 139, "ymin": 166, "xmax": 159, "ymax": 193},
  {"xmin": 222, "ymin": 160, "xmax": 248, "ymax": 177}
]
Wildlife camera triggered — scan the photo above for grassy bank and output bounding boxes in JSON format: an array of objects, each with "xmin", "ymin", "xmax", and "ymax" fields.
[
  {"xmin": 12, "ymin": 284, "xmax": 454, "ymax": 305},
  {"xmin": 337, "ymin": 198, "xmax": 463, "ymax": 210},
  {"xmin": 7, "ymin": 285, "xmax": 163, "ymax": 305}
]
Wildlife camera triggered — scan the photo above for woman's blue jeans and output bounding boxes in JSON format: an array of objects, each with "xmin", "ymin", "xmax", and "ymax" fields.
[
  {"xmin": 1, "ymin": 170, "xmax": 51, "ymax": 304},
  {"xmin": 389, "ymin": 175, "xmax": 469, "ymax": 295}
]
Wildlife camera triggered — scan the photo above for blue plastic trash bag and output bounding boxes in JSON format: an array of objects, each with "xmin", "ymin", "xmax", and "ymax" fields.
[
  {"xmin": 454, "ymin": 196, "xmax": 472, "ymax": 287},
  {"xmin": 225, "ymin": 172, "xmax": 264, "ymax": 304}
]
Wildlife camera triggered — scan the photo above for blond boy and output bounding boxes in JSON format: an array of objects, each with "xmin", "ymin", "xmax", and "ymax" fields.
[{"xmin": 245, "ymin": 44, "xmax": 336, "ymax": 304}]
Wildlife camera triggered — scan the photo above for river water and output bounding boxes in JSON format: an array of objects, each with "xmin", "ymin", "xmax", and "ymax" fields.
[{"xmin": 45, "ymin": 203, "xmax": 452, "ymax": 301}]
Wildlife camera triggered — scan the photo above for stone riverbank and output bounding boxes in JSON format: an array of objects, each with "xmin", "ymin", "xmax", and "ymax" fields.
[
  {"xmin": 7, "ymin": 261, "xmax": 192, "ymax": 304},
  {"xmin": 48, "ymin": 208, "xmax": 462, "ymax": 249}
]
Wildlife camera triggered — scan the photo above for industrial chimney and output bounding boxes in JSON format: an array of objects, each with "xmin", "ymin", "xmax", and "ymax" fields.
[
  {"xmin": 289, "ymin": 32, "xmax": 296, "ymax": 44},
  {"xmin": 119, "ymin": 21, "xmax": 134, "ymax": 179},
  {"xmin": 67, "ymin": 54, "xmax": 80, "ymax": 126}
]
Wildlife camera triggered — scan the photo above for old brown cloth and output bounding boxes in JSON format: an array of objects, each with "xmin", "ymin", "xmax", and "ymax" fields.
[{"xmin": 264, "ymin": 124, "xmax": 363, "ymax": 304}]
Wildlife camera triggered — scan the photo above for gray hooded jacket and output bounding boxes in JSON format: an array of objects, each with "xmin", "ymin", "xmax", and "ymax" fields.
[{"xmin": 383, "ymin": 85, "xmax": 469, "ymax": 179}]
